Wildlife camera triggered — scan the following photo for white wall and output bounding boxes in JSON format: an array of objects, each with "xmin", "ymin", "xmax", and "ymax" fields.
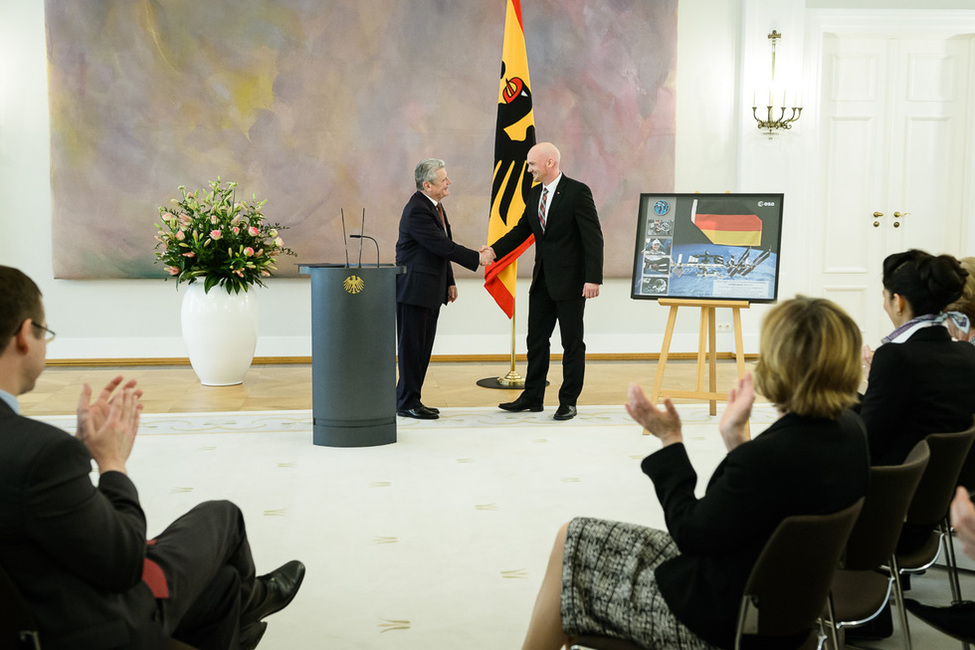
[{"xmin": 2, "ymin": 0, "xmax": 960, "ymax": 361}]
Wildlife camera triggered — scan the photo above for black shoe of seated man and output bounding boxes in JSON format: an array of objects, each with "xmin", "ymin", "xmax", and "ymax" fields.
[
  {"xmin": 242, "ymin": 560, "xmax": 306, "ymax": 627},
  {"xmin": 553, "ymin": 404, "xmax": 577, "ymax": 421},
  {"xmin": 845, "ymin": 600, "xmax": 893, "ymax": 640},
  {"xmin": 239, "ymin": 621, "xmax": 268, "ymax": 650},
  {"xmin": 905, "ymin": 599, "xmax": 975, "ymax": 642},
  {"xmin": 397, "ymin": 406, "xmax": 439, "ymax": 420},
  {"xmin": 419, "ymin": 404, "xmax": 440, "ymax": 414},
  {"xmin": 499, "ymin": 396, "xmax": 543, "ymax": 412}
]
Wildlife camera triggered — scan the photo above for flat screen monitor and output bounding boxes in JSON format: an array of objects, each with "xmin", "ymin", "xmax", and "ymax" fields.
[{"xmin": 630, "ymin": 193, "xmax": 784, "ymax": 303}]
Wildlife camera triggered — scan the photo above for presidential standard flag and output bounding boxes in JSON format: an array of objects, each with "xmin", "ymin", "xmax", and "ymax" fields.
[{"xmin": 483, "ymin": 0, "xmax": 536, "ymax": 318}]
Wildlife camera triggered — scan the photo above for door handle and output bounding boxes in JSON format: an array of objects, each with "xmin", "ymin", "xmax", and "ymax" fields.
[
  {"xmin": 873, "ymin": 212, "xmax": 884, "ymax": 217},
  {"xmin": 873, "ymin": 211, "xmax": 883, "ymax": 227},
  {"xmin": 894, "ymin": 211, "xmax": 910, "ymax": 218}
]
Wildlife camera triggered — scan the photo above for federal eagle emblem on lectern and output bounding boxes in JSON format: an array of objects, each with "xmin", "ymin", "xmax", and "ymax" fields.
[{"xmin": 343, "ymin": 275, "xmax": 364, "ymax": 294}]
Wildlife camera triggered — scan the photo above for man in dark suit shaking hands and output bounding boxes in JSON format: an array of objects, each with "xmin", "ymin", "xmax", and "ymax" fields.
[
  {"xmin": 487, "ymin": 142, "xmax": 604, "ymax": 421},
  {"xmin": 395, "ymin": 158, "xmax": 495, "ymax": 420}
]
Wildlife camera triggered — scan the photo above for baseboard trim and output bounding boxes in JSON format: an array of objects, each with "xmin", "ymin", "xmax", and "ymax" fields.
[{"xmin": 45, "ymin": 351, "xmax": 757, "ymax": 367}]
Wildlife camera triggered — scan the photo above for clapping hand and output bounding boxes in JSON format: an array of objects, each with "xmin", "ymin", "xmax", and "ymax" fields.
[
  {"xmin": 77, "ymin": 376, "xmax": 143, "ymax": 475},
  {"xmin": 718, "ymin": 372, "xmax": 754, "ymax": 452},
  {"xmin": 625, "ymin": 383, "xmax": 682, "ymax": 446},
  {"xmin": 862, "ymin": 345, "xmax": 874, "ymax": 376}
]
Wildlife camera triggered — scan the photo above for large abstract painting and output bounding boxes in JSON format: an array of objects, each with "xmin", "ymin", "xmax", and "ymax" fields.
[{"xmin": 46, "ymin": 0, "xmax": 677, "ymax": 279}]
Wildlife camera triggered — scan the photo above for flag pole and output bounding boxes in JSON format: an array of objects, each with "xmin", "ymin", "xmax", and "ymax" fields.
[
  {"xmin": 476, "ymin": 0, "xmax": 535, "ymax": 391},
  {"xmin": 497, "ymin": 306, "xmax": 524, "ymax": 387}
]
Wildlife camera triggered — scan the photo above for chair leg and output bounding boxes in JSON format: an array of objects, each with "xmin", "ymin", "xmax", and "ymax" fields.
[
  {"xmin": 816, "ymin": 618, "xmax": 830, "ymax": 650},
  {"xmin": 890, "ymin": 555, "xmax": 914, "ymax": 650},
  {"xmin": 940, "ymin": 521, "xmax": 971, "ymax": 650},
  {"xmin": 942, "ymin": 519, "xmax": 964, "ymax": 603},
  {"xmin": 825, "ymin": 594, "xmax": 841, "ymax": 650}
]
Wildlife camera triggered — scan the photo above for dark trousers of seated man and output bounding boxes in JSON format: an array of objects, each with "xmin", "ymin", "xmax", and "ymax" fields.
[{"xmin": 150, "ymin": 500, "xmax": 259, "ymax": 649}]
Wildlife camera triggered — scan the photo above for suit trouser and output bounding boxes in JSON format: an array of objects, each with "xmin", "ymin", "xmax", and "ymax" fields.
[
  {"xmin": 523, "ymin": 272, "xmax": 587, "ymax": 406},
  {"xmin": 150, "ymin": 500, "xmax": 257, "ymax": 649},
  {"xmin": 396, "ymin": 301, "xmax": 440, "ymax": 410}
]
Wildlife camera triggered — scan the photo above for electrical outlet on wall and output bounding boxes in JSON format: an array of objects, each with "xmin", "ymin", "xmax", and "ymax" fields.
[{"xmin": 716, "ymin": 323, "xmax": 732, "ymax": 332}]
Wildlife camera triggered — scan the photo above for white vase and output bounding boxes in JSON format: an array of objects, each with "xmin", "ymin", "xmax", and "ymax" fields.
[{"xmin": 180, "ymin": 283, "xmax": 259, "ymax": 386}]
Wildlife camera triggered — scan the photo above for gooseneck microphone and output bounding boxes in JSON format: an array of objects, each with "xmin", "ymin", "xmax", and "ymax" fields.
[{"xmin": 348, "ymin": 235, "xmax": 380, "ymax": 267}]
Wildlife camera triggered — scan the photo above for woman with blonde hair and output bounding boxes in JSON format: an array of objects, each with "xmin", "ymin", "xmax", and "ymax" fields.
[
  {"xmin": 945, "ymin": 256, "xmax": 975, "ymax": 342},
  {"xmin": 521, "ymin": 296, "xmax": 869, "ymax": 650}
]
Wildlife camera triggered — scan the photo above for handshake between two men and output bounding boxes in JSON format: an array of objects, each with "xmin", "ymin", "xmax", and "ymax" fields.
[{"xmin": 478, "ymin": 245, "xmax": 496, "ymax": 267}]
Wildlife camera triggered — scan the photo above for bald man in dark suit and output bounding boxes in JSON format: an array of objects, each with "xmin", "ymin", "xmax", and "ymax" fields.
[{"xmin": 488, "ymin": 143, "xmax": 604, "ymax": 421}]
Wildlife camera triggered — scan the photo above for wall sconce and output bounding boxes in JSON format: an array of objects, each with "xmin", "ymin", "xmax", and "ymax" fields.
[{"xmin": 752, "ymin": 30, "xmax": 802, "ymax": 138}]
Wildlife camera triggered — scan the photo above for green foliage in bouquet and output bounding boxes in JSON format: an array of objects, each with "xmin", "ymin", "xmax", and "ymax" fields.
[{"xmin": 154, "ymin": 179, "xmax": 296, "ymax": 294}]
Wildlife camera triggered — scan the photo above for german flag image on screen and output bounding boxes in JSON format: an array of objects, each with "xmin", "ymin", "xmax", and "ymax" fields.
[{"xmin": 690, "ymin": 198, "xmax": 762, "ymax": 246}]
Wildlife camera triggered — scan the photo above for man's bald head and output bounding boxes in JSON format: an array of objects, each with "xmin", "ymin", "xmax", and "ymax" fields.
[{"xmin": 526, "ymin": 142, "xmax": 562, "ymax": 185}]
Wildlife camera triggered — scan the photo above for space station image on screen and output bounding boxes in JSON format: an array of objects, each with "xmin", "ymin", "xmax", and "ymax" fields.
[{"xmin": 631, "ymin": 193, "xmax": 784, "ymax": 302}]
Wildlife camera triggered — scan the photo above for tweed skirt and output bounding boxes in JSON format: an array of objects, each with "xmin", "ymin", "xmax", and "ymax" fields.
[{"xmin": 561, "ymin": 517, "xmax": 717, "ymax": 650}]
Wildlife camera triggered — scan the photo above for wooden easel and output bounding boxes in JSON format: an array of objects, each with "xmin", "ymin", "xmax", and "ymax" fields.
[{"xmin": 648, "ymin": 299, "xmax": 751, "ymax": 437}]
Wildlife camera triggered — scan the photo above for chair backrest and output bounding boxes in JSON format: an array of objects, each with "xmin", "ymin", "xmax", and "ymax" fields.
[
  {"xmin": 735, "ymin": 498, "xmax": 864, "ymax": 645},
  {"xmin": 0, "ymin": 562, "xmax": 41, "ymax": 649},
  {"xmin": 843, "ymin": 441, "xmax": 930, "ymax": 570},
  {"xmin": 905, "ymin": 421, "xmax": 975, "ymax": 528}
]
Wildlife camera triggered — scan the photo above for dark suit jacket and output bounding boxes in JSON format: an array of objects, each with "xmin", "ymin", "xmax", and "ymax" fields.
[
  {"xmin": 395, "ymin": 191, "xmax": 480, "ymax": 309},
  {"xmin": 858, "ymin": 326, "xmax": 975, "ymax": 466},
  {"xmin": 0, "ymin": 401, "xmax": 163, "ymax": 649},
  {"xmin": 642, "ymin": 411, "xmax": 869, "ymax": 649},
  {"xmin": 490, "ymin": 175, "xmax": 603, "ymax": 301}
]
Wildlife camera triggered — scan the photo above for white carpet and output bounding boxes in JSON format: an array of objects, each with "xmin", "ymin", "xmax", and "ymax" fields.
[{"xmin": 38, "ymin": 405, "xmax": 969, "ymax": 649}]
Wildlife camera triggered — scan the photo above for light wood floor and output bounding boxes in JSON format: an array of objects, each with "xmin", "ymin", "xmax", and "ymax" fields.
[{"xmin": 20, "ymin": 359, "xmax": 764, "ymax": 416}]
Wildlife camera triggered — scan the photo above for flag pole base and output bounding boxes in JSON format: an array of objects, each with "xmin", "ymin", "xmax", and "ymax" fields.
[
  {"xmin": 476, "ymin": 372, "xmax": 549, "ymax": 390},
  {"xmin": 498, "ymin": 369, "xmax": 523, "ymax": 386}
]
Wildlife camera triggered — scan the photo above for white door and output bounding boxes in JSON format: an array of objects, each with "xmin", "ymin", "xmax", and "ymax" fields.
[{"xmin": 814, "ymin": 32, "xmax": 973, "ymax": 346}]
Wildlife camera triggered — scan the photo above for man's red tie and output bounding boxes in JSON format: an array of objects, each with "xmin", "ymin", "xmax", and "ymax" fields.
[
  {"xmin": 436, "ymin": 202, "xmax": 446, "ymax": 227},
  {"xmin": 539, "ymin": 187, "xmax": 549, "ymax": 233}
]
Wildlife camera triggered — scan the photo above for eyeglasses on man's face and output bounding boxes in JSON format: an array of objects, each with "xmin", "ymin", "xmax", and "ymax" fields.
[{"xmin": 30, "ymin": 321, "xmax": 56, "ymax": 343}]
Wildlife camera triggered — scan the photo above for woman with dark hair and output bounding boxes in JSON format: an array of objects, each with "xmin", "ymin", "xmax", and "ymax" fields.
[
  {"xmin": 520, "ymin": 296, "xmax": 869, "ymax": 650},
  {"xmin": 859, "ymin": 249, "xmax": 975, "ymax": 466}
]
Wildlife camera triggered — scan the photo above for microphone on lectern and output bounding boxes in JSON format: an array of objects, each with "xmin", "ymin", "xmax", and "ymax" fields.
[
  {"xmin": 348, "ymin": 235, "xmax": 380, "ymax": 268},
  {"xmin": 340, "ymin": 208, "xmax": 350, "ymax": 268},
  {"xmin": 357, "ymin": 208, "xmax": 366, "ymax": 267}
]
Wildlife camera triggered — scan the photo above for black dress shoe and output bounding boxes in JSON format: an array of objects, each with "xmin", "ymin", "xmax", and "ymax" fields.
[
  {"xmin": 905, "ymin": 599, "xmax": 975, "ymax": 642},
  {"xmin": 499, "ymin": 396, "xmax": 543, "ymax": 412},
  {"xmin": 243, "ymin": 560, "xmax": 306, "ymax": 626},
  {"xmin": 553, "ymin": 404, "xmax": 577, "ymax": 421},
  {"xmin": 239, "ymin": 621, "xmax": 268, "ymax": 650},
  {"xmin": 419, "ymin": 404, "xmax": 440, "ymax": 414},
  {"xmin": 397, "ymin": 407, "xmax": 439, "ymax": 420}
]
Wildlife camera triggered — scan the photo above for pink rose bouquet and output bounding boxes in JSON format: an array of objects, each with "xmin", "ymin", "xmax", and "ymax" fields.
[{"xmin": 154, "ymin": 179, "xmax": 295, "ymax": 294}]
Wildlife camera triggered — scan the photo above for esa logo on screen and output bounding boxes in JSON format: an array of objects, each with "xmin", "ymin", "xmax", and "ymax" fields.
[
  {"xmin": 653, "ymin": 200, "xmax": 670, "ymax": 215},
  {"xmin": 757, "ymin": 201, "xmax": 776, "ymax": 207}
]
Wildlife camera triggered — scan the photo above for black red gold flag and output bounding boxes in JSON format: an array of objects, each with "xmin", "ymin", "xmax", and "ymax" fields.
[{"xmin": 483, "ymin": 0, "xmax": 536, "ymax": 318}]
